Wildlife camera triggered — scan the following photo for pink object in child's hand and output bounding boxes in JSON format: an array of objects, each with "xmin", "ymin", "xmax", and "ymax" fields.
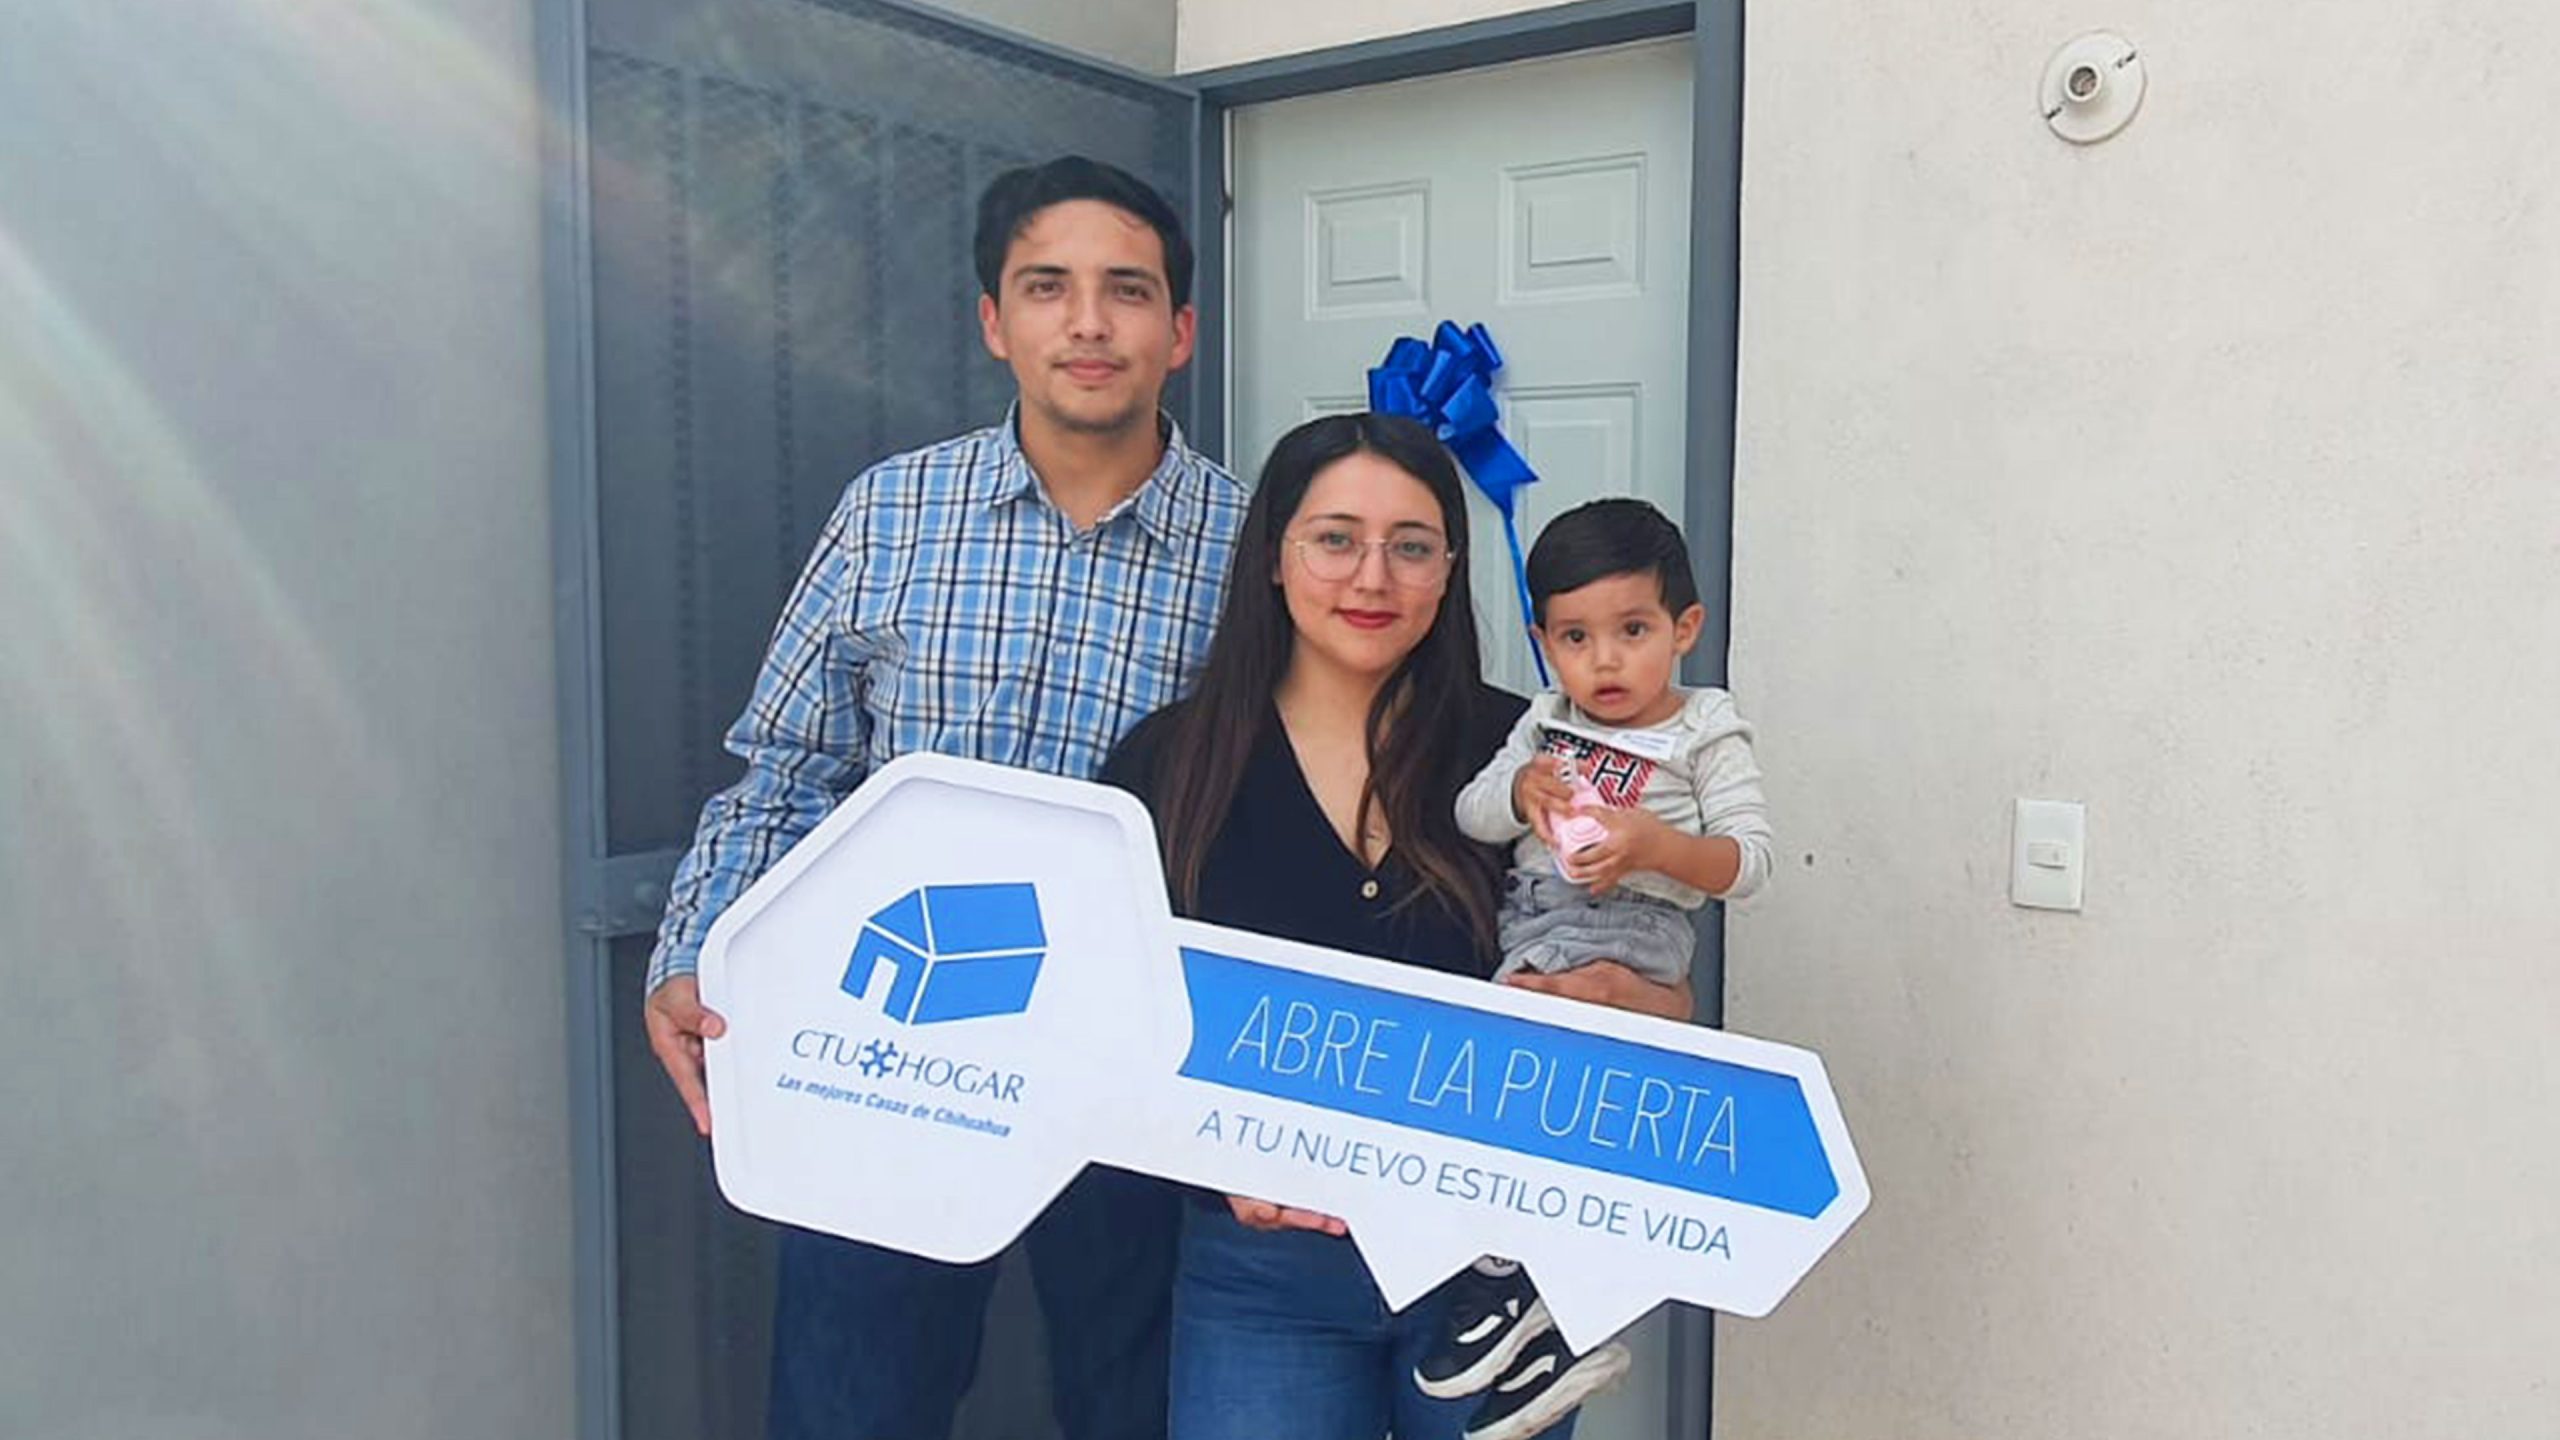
[{"xmin": 1548, "ymin": 765, "xmax": 1610, "ymax": 882}]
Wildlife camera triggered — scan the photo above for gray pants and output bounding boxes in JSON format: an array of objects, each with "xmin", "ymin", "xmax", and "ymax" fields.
[{"xmin": 1493, "ymin": 869, "xmax": 1697, "ymax": 984}]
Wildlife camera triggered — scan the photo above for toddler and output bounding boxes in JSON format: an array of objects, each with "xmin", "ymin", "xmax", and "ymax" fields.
[{"xmin": 1418, "ymin": 497, "xmax": 1773, "ymax": 1440}]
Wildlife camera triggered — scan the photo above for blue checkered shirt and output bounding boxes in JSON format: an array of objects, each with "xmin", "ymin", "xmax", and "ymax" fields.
[{"xmin": 646, "ymin": 416, "xmax": 1245, "ymax": 989}]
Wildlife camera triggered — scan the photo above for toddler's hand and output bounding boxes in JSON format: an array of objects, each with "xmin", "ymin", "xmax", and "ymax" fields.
[
  {"xmin": 1560, "ymin": 807, "xmax": 1670, "ymax": 895},
  {"xmin": 1512, "ymin": 756, "xmax": 1575, "ymax": 844}
]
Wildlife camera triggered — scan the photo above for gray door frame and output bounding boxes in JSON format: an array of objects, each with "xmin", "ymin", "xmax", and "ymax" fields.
[
  {"xmin": 536, "ymin": 2, "xmax": 1743, "ymax": 1437},
  {"xmin": 530, "ymin": 6, "xmax": 610, "ymax": 1437},
  {"xmin": 1175, "ymin": 8, "xmax": 1743, "ymax": 1434}
]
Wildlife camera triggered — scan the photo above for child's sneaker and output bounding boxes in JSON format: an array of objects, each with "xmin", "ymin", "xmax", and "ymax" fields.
[
  {"xmin": 1463, "ymin": 1332, "xmax": 1632, "ymax": 1440},
  {"xmin": 1412, "ymin": 1265, "xmax": 1553, "ymax": 1399}
]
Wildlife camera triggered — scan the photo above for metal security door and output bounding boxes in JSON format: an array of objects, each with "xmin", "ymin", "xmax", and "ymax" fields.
[
  {"xmin": 1231, "ymin": 38, "xmax": 1694, "ymax": 697},
  {"xmin": 542, "ymin": 4, "xmax": 1203, "ymax": 1438}
]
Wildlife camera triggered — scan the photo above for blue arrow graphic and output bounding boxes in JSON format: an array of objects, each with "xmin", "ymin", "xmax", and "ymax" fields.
[{"xmin": 1177, "ymin": 948, "xmax": 1840, "ymax": 1218}]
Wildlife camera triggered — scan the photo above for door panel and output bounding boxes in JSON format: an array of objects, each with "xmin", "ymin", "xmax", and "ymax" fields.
[
  {"xmin": 1233, "ymin": 39, "xmax": 1694, "ymax": 697},
  {"xmin": 1230, "ymin": 39, "xmax": 1694, "ymax": 1439}
]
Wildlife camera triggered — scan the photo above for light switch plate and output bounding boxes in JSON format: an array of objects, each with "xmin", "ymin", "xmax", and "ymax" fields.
[{"xmin": 2011, "ymin": 799, "xmax": 2086, "ymax": 911}]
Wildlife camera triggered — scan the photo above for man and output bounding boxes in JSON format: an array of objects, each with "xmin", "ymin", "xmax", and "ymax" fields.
[{"xmin": 642, "ymin": 156, "xmax": 1244, "ymax": 1440}]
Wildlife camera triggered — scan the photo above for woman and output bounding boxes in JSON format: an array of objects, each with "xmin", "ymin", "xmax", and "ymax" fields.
[{"xmin": 1103, "ymin": 413, "xmax": 1689, "ymax": 1439}]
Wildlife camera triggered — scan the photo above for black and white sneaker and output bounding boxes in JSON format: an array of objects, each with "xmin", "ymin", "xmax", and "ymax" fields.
[
  {"xmin": 1412, "ymin": 1265, "xmax": 1553, "ymax": 1399},
  {"xmin": 1462, "ymin": 1331, "xmax": 1632, "ymax": 1440}
]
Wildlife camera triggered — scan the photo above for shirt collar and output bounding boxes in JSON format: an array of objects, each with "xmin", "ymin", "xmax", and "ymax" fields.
[{"xmin": 985, "ymin": 404, "xmax": 1200, "ymax": 546}]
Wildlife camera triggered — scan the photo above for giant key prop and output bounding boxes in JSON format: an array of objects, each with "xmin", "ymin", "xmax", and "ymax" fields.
[{"xmin": 700, "ymin": 754, "xmax": 1868, "ymax": 1348}]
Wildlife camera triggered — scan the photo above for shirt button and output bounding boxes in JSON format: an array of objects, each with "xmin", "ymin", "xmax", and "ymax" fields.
[{"xmin": 1360, "ymin": 879, "xmax": 1380, "ymax": 900}]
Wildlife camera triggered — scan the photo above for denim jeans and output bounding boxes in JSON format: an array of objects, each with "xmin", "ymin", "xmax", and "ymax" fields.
[
  {"xmin": 767, "ymin": 1164, "xmax": 1181, "ymax": 1440},
  {"xmin": 1168, "ymin": 1204, "xmax": 1576, "ymax": 1440}
]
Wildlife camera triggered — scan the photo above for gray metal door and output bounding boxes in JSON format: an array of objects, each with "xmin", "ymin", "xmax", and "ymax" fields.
[{"xmin": 544, "ymin": 4, "xmax": 1202, "ymax": 1437}]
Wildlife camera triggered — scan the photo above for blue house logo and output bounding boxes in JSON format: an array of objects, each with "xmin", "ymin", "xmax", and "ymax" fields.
[{"xmin": 842, "ymin": 883, "xmax": 1046, "ymax": 1026}]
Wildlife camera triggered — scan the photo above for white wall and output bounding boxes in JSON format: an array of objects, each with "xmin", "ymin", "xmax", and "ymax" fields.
[
  {"xmin": 1178, "ymin": 0, "xmax": 1561, "ymax": 72},
  {"xmin": 0, "ymin": 4, "xmax": 571, "ymax": 1438},
  {"xmin": 938, "ymin": 0, "xmax": 1174, "ymax": 73},
  {"xmin": 1722, "ymin": 3, "xmax": 2560, "ymax": 1436}
]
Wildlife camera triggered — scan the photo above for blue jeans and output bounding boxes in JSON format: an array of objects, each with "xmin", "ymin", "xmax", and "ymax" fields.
[
  {"xmin": 767, "ymin": 1164, "xmax": 1181, "ymax": 1440},
  {"xmin": 1168, "ymin": 1205, "xmax": 1576, "ymax": 1440}
]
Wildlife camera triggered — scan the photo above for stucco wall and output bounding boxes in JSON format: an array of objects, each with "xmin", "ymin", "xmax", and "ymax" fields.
[
  {"xmin": 940, "ymin": 0, "xmax": 1174, "ymax": 73},
  {"xmin": 1721, "ymin": 3, "xmax": 2560, "ymax": 1434},
  {"xmin": 1177, "ymin": 0, "xmax": 1562, "ymax": 71},
  {"xmin": 0, "ymin": 4, "xmax": 572, "ymax": 1436}
]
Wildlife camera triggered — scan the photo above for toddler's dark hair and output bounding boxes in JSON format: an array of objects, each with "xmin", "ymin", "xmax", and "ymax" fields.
[{"xmin": 1525, "ymin": 498, "xmax": 1700, "ymax": 624}]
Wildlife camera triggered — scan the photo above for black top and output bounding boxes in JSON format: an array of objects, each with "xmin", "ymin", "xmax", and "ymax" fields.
[{"xmin": 1101, "ymin": 684, "xmax": 1528, "ymax": 980}]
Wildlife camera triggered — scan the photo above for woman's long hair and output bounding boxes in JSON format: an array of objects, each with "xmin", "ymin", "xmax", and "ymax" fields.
[{"xmin": 1148, "ymin": 412, "xmax": 1501, "ymax": 955}]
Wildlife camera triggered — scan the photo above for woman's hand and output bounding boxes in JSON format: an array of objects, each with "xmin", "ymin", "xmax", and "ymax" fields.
[
  {"xmin": 1504, "ymin": 960, "xmax": 1694, "ymax": 1020},
  {"xmin": 1226, "ymin": 1195, "xmax": 1348, "ymax": 1235}
]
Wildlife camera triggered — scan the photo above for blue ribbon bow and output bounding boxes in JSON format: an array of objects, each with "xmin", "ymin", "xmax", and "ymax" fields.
[{"xmin": 1369, "ymin": 322, "xmax": 1547, "ymax": 684}]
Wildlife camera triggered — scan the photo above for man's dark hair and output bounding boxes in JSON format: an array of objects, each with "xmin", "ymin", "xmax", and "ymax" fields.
[
  {"xmin": 973, "ymin": 155, "xmax": 1193, "ymax": 309},
  {"xmin": 1525, "ymin": 497, "xmax": 1701, "ymax": 625}
]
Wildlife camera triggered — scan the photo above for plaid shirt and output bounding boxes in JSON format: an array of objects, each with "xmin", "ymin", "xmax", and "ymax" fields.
[{"xmin": 647, "ymin": 415, "xmax": 1245, "ymax": 989}]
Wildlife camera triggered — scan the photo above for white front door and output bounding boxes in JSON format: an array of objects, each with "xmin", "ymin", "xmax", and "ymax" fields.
[
  {"xmin": 1228, "ymin": 40, "xmax": 1695, "ymax": 1438},
  {"xmin": 1232, "ymin": 38, "xmax": 1694, "ymax": 696}
]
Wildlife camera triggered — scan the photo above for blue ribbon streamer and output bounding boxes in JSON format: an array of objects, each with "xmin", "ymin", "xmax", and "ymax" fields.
[{"xmin": 1368, "ymin": 322, "xmax": 1548, "ymax": 686}]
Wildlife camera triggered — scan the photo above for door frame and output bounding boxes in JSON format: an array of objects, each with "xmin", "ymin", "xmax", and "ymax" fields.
[
  {"xmin": 1189, "ymin": 6, "xmax": 1743, "ymax": 1434},
  {"xmin": 535, "ymin": 2, "xmax": 1744, "ymax": 1437},
  {"xmin": 1198, "ymin": 11, "xmax": 1740, "ymax": 1424}
]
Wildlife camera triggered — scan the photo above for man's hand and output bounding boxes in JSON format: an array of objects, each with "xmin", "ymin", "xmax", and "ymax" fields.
[
  {"xmin": 644, "ymin": 974, "xmax": 728, "ymax": 1137},
  {"xmin": 1226, "ymin": 1195, "xmax": 1348, "ymax": 1236},
  {"xmin": 1510, "ymin": 755, "xmax": 1575, "ymax": 846},
  {"xmin": 1505, "ymin": 959, "xmax": 1695, "ymax": 1020}
]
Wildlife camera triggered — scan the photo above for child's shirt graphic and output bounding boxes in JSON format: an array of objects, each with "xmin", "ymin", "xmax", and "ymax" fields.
[{"xmin": 1455, "ymin": 687, "xmax": 1776, "ymax": 908}]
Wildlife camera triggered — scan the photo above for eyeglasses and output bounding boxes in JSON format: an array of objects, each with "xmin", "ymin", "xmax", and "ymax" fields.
[{"xmin": 1289, "ymin": 528, "xmax": 1460, "ymax": 587}]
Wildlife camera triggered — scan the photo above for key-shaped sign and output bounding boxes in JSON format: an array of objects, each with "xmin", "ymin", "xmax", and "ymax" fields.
[{"xmin": 700, "ymin": 754, "xmax": 1867, "ymax": 1350}]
